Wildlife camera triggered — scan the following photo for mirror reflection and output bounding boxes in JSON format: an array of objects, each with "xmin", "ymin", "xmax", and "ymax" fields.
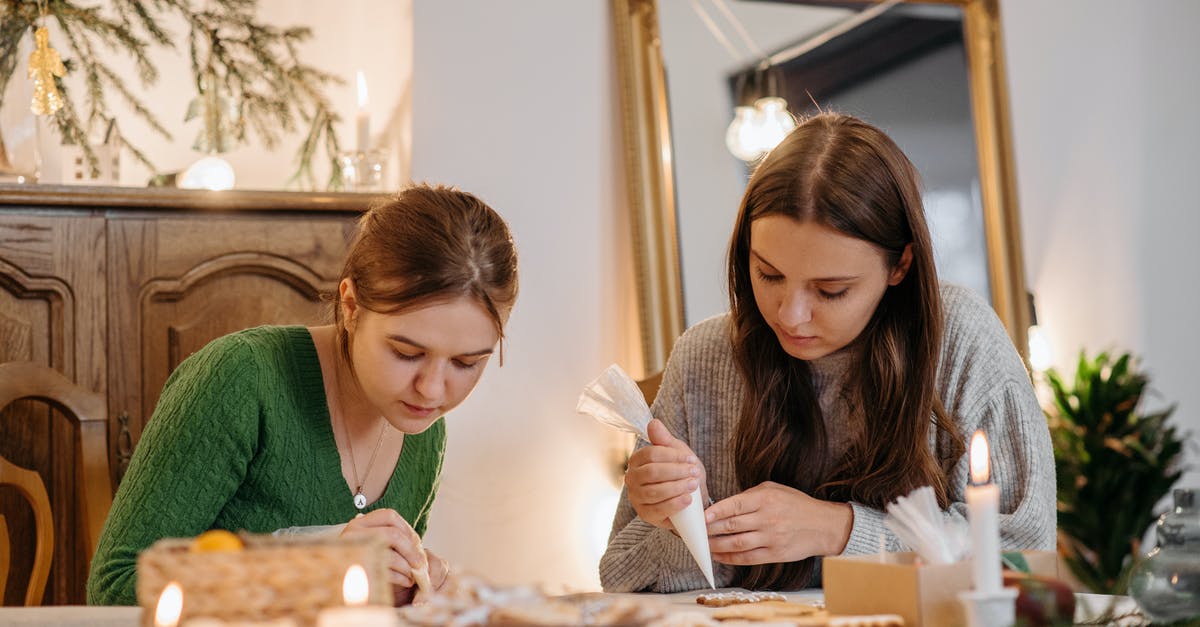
[{"xmin": 660, "ymin": 1, "xmax": 990, "ymax": 325}]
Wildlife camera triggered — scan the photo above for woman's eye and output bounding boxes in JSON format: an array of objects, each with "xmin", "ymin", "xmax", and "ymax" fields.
[
  {"xmin": 819, "ymin": 288, "xmax": 849, "ymax": 300},
  {"xmin": 393, "ymin": 350, "xmax": 421, "ymax": 361},
  {"xmin": 452, "ymin": 359, "xmax": 482, "ymax": 371},
  {"xmin": 755, "ymin": 268, "xmax": 784, "ymax": 283}
]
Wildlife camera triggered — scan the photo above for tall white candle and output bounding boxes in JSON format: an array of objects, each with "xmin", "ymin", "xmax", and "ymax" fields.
[
  {"xmin": 355, "ymin": 70, "xmax": 370, "ymax": 154},
  {"xmin": 966, "ymin": 430, "xmax": 1002, "ymax": 595}
]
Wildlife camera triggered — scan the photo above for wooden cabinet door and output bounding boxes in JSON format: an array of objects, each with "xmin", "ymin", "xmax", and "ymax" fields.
[
  {"xmin": 107, "ymin": 214, "xmax": 357, "ymax": 477},
  {"xmin": 0, "ymin": 212, "xmax": 106, "ymax": 605}
]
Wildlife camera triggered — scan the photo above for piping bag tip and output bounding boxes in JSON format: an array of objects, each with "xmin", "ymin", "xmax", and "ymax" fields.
[{"xmin": 670, "ymin": 487, "xmax": 716, "ymax": 589}]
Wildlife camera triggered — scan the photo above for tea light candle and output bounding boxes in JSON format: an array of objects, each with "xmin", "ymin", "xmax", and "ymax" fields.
[
  {"xmin": 155, "ymin": 581, "xmax": 183, "ymax": 627},
  {"xmin": 966, "ymin": 430, "xmax": 1002, "ymax": 594},
  {"xmin": 355, "ymin": 70, "xmax": 370, "ymax": 154},
  {"xmin": 316, "ymin": 565, "xmax": 399, "ymax": 627}
]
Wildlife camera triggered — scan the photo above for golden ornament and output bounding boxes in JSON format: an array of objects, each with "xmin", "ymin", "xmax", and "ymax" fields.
[{"xmin": 28, "ymin": 27, "xmax": 66, "ymax": 116}]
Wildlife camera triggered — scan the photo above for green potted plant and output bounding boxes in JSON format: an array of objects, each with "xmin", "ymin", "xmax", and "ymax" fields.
[{"xmin": 1045, "ymin": 351, "xmax": 1187, "ymax": 594}]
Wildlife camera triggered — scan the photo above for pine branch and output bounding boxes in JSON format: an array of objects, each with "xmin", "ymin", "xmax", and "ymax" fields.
[
  {"xmin": 50, "ymin": 80, "xmax": 100, "ymax": 176},
  {"xmin": 1, "ymin": 0, "xmax": 348, "ymax": 188}
]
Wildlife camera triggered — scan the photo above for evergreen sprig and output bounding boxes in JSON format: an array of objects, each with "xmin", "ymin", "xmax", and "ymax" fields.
[{"xmin": 0, "ymin": 0, "xmax": 345, "ymax": 188}]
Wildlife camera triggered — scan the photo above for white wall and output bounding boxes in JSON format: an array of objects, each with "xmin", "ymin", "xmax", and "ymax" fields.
[
  {"xmin": 1003, "ymin": 0, "xmax": 1200, "ymax": 487},
  {"xmin": 411, "ymin": 1, "xmax": 633, "ymax": 592}
]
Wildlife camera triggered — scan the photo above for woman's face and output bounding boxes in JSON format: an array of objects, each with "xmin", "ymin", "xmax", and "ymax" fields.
[
  {"xmin": 343, "ymin": 287, "xmax": 502, "ymax": 434},
  {"xmin": 749, "ymin": 215, "xmax": 909, "ymax": 361}
]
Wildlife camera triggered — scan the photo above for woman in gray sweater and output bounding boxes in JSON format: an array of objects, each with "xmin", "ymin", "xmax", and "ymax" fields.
[{"xmin": 600, "ymin": 113, "xmax": 1055, "ymax": 592}]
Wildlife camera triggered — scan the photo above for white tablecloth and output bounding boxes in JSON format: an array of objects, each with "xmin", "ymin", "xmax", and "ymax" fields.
[
  {"xmin": 0, "ymin": 605, "xmax": 140, "ymax": 627},
  {"xmin": 0, "ymin": 591, "xmax": 1145, "ymax": 626}
]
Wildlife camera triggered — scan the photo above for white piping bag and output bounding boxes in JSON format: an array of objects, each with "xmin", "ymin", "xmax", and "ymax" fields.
[{"xmin": 576, "ymin": 364, "xmax": 716, "ymax": 588}]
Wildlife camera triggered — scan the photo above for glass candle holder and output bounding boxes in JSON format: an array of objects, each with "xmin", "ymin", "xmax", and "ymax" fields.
[{"xmin": 337, "ymin": 149, "xmax": 388, "ymax": 192}]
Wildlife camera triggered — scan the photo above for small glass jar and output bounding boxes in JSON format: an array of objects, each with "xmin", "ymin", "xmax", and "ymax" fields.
[{"xmin": 1129, "ymin": 488, "xmax": 1200, "ymax": 623}]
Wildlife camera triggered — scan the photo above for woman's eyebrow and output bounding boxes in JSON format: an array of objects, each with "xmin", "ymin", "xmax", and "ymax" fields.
[
  {"xmin": 751, "ymin": 251, "xmax": 860, "ymax": 282},
  {"xmin": 387, "ymin": 334, "xmax": 494, "ymax": 357},
  {"xmin": 750, "ymin": 250, "xmax": 780, "ymax": 270}
]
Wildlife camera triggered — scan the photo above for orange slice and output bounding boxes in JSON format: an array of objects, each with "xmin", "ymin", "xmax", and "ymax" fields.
[{"xmin": 190, "ymin": 529, "xmax": 244, "ymax": 553}]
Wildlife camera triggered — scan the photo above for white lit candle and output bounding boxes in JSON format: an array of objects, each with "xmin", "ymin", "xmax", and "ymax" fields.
[
  {"xmin": 154, "ymin": 581, "xmax": 183, "ymax": 627},
  {"xmin": 966, "ymin": 430, "xmax": 1002, "ymax": 595},
  {"xmin": 315, "ymin": 565, "xmax": 399, "ymax": 627},
  {"xmin": 355, "ymin": 70, "xmax": 370, "ymax": 154}
]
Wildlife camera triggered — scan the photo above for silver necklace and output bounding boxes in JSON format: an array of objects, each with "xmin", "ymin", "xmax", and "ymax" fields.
[
  {"xmin": 331, "ymin": 357, "xmax": 389, "ymax": 509},
  {"xmin": 340, "ymin": 412, "xmax": 388, "ymax": 509}
]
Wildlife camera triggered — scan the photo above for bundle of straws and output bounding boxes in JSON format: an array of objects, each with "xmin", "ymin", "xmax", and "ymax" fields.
[{"xmin": 883, "ymin": 486, "xmax": 968, "ymax": 564}]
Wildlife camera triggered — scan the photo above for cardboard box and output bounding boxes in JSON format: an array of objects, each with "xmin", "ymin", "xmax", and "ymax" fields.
[{"xmin": 823, "ymin": 551, "xmax": 1059, "ymax": 627}]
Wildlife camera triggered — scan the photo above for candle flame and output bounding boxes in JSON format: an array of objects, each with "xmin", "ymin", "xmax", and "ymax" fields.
[
  {"xmin": 970, "ymin": 430, "xmax": 990, "ymax": 484},
  {"xmin": 356, "ymin": 70, "xmax": 369, "ymax": 109},
  {"xmin": 342, "ymin": 564, "xmax": 369, "ymax": 606},
  {"xmin": 154, "ymin": 582, "xmax": 183, "ymax": 627}
]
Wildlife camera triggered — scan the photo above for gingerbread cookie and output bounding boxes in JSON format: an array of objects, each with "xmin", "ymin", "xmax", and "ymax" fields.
[
  {"xmin": 828, "ymin": 614, "xmax": 904, "ymax": 627},
  {"xmin": 711, "ymin": 600, "xmax": 825, "ymax": 621},
  {"xmin": 696, "ymin": 591, "xmax": 789, "ymax": 607}
]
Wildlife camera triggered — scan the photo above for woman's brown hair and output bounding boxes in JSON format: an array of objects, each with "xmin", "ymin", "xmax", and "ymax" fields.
[
  {"xmin": 333, "ymin": 184, "xmax": 519, "ymax": 364},
  {"xmin": 726, "ymin": 113, "xmax": 964, "ymax": 589}
]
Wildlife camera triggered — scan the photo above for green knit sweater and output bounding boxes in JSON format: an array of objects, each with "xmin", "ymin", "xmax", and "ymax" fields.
[{"xmin": 86, "ymin": 326, "xmax": 446, "ymax": 606}]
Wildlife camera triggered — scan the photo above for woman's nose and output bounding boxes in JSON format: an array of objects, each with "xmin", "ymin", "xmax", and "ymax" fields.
[
  {"xmin": 777, "ymin": 290, "xmax": 813, "ymax": 328},
  {"xmin": 414, "ymin": 363, "xmax": 446, "ymax": 402}
]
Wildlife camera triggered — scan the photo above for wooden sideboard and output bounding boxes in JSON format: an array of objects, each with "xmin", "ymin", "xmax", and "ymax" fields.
[{"xmin": 0, "ymin": 184, "xmax": 375, "ymax": 605}]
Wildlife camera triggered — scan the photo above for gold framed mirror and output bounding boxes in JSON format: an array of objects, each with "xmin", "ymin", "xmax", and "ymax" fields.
[{"xmin": 612, "ymin": 0, "xmax": 1029, "ymax": 376}]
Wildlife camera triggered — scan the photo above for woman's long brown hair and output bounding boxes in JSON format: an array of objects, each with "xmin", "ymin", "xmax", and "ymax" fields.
[{"xmin": 726, "ymin": 114, "xmax": 965, "ymax": 589}]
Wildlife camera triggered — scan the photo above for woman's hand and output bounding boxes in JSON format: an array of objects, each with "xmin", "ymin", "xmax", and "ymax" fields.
[
  {"xmin": 339, "ymin": 509, "xmax": 431, "ymax": 604},
  {"xmin": 704, "ymin": 481, "xmax": 853, "ymax": 565},
  {"xmin": 624, "ymin": 419, "xmax": 708, "ymax": 529}
]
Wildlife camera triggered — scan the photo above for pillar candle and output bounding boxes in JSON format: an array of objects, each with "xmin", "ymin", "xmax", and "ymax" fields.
[{"xmin": 966, "ymin": 430, "xmax": 1002, "ymax": 594}]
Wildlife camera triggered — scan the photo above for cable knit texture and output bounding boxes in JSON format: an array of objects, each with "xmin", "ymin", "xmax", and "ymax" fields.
[
  {"xmin": 599, "ymin": 284, "xmax": 1056, "ymax": 592},
  {"xmin": 86, "ymin": 326, "xmax": 446, "ymax": 605}
]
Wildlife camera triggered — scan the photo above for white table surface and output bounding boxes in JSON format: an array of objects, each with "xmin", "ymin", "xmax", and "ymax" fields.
[{"xmin": 0, "ymin": 591, "xmax": 1146, "ymax": 626}]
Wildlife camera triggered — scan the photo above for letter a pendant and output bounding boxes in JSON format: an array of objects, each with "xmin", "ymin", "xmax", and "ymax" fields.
[{"xmin": 353, "ymin": 489, "xmax": 367, "ymax": 510}]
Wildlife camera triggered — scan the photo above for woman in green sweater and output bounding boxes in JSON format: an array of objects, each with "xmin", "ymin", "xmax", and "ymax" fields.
[{"xmin": 87, "ymin": 184, "xmax": 519, "ymax": 605}]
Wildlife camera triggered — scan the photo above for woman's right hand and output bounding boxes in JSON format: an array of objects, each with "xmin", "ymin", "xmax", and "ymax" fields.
[
  {"xmin": 624, "ymin": 418, "xmax": 708, "ymax": 529},
  {"xmin": 339, "ymin": 509, "xmax": 428, "ymax": 598}
]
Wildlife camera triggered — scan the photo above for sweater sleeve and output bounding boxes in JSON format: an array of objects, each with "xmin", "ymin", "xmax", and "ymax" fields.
[
  {"xmin": 841, "ymin": 285, "xmax": 1057, "ymax": 556},
  {"xmin": 87, "ymin": 335, "xmax": 262, "ymax": 605},
  {"xmin": 599, "ymin": 330, "xmax": 723, "ymax": 593}
]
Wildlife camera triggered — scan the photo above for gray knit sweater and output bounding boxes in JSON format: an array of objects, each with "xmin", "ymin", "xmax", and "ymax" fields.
[{"xmin": 599, "ymin": 284, "xmax": 1056, "ymax": 592}]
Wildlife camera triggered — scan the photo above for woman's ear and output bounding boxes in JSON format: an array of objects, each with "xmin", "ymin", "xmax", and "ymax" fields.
[
  {"xmin": 888, "ymin": 244, "xmax": 914, "ymax": 286},
  {"xmin": 339, "ymin": 278, "xmax": 359, "ymax": 331}
]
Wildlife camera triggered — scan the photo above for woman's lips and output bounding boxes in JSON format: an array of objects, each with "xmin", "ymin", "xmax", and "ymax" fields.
[
  {"xmin": 402, "ymin": 401, "xmax": 438, "ymax": 417},
  {"xmin": 781, "ymin": 330, "xmax": 818, "ymax": 346}
]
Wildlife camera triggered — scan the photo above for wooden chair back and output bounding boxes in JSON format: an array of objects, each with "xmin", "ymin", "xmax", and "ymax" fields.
[
  {"xmin": 0, "ymin": 457, "xmax": 54, "ymax": 605},
  {"xmin": 637, "ymin": 371, "xmax": 664, "ymax": 407},
  {"xmin": 0, "ymin": 362, "xmax": 110, "ymax": 605},
  {"xmin": 0, "ymin": 514, "xmax": 9, "ymax": 596}
]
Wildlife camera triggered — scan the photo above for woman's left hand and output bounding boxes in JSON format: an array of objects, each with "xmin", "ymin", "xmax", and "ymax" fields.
[{"xmin": 705, "ymin": 481, "xmax": 853, "ymax": 565}]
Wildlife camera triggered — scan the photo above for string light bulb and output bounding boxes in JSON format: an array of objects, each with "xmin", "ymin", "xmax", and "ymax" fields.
[
  {"xmin": 725, "ymin": 61, "xmax": 797, "ymax": 162},
  {"xmin": 725, "ymin": 105, "xmax": 765, "ymax": 161}
]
